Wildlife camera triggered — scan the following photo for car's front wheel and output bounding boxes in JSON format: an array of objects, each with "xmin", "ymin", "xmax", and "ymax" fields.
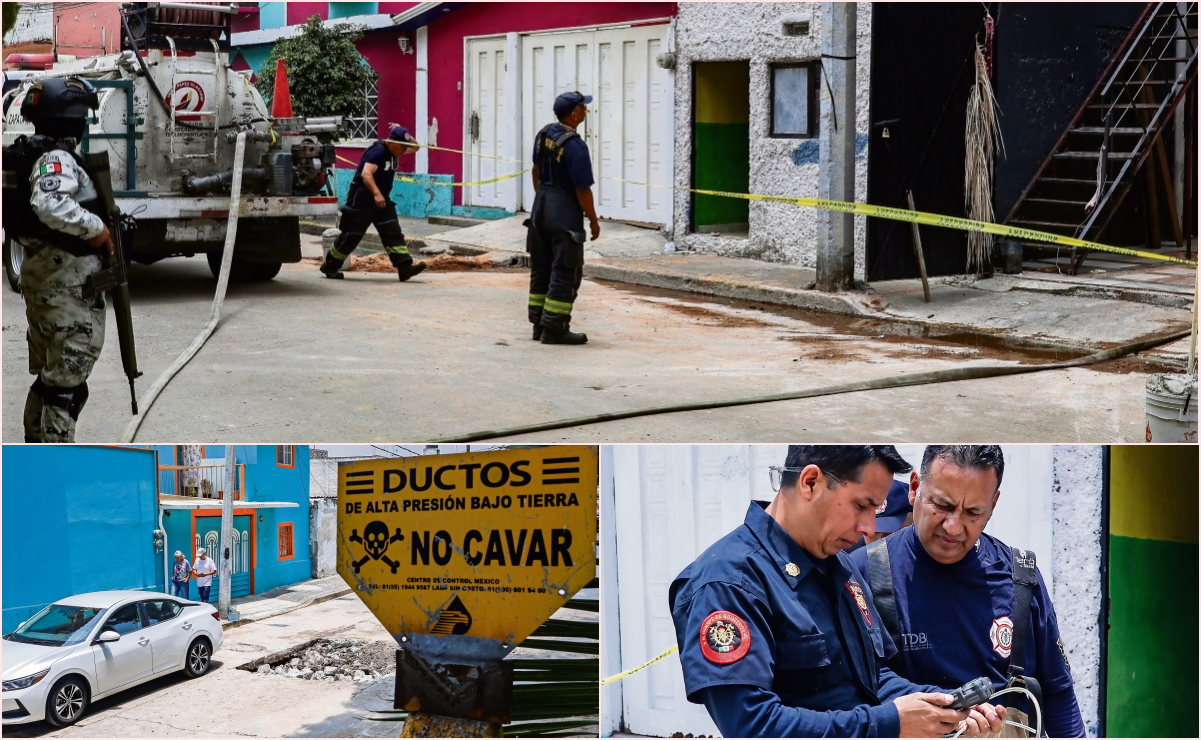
[
  {"xmin": 44, "ymin": 675, "xmax": 89, "ymax": 727},
  {"xmin": 184, "ymin": 637, "xmax": 212, "ymax": 678}
]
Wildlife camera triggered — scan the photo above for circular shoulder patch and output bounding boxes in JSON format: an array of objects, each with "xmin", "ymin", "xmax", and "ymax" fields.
[
  {"xmin": 39, "ymin": 176, "xmax": 61, "ymax": 192},
  {"xmin": 699, "ymin": 610, "xmax": 751, "ymax": 664}
]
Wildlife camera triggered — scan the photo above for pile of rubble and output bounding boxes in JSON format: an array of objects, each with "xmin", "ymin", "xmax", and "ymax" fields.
[{"xmin": 254, "ymin": 638, "xmax": 397, "ymax": 684}]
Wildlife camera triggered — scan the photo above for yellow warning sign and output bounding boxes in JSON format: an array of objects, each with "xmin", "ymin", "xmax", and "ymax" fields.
[{"xmin": 336, "ymin": 446, "xmax": 598, "ymax": 645}]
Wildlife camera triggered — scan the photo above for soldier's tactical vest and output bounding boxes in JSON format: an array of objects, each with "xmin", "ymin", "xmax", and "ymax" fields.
[{"xmin": 2, "ymin": 135, "xmax": 104, "ymax": 256}]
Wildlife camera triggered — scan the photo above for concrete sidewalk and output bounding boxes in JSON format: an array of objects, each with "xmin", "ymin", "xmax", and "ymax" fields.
[
  {"xmin": 225, "ymin": 574, "xmax": 350, "ymax": 629},
  {"xmin": 584, "ymin": 253, "xmax": 1195, "ymax": 364}
]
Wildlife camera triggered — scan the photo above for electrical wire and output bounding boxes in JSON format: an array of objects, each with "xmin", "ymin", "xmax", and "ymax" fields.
[{"xmin": 434, "ymin": 328, "xmax": 1192, "ymax": 442}]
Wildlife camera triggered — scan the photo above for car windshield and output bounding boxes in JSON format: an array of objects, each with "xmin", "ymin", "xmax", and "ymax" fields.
[{"xmin": 6, "ymin": 604, "xmax": 107, "ymax": 647}]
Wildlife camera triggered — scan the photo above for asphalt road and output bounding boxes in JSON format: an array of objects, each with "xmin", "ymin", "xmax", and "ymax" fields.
[{"xmin": 1, "ymin": 247, "xmax": 1167, "ymax": 442}]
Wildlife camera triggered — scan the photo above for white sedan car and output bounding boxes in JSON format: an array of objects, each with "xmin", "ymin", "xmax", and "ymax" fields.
[{"xmin": 2, "ymin": 590, "xmax": 224, "ymax": 727}]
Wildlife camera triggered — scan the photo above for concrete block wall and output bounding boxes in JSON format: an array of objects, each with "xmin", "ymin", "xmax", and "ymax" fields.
[
  {"xmin": 310, "ymin": 497, "xmax": 338, "ymax": 579},
  {"xmin": 1051, "ymin": 445, "xmax": 1104, "ymax": 738},
  {"xmin": 671, "ymin": 2, "xmax": 871, "ymax": 277}
]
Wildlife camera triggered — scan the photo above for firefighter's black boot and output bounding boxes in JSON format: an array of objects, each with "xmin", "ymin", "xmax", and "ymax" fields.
[
  {"xmin": 320, "ymin": 253, "xmax": 346, "ymax": 279},
  {"xmin": 532, "ymin": 324, "xmax": 544, "ymax": 341},
  {"xmin": 390, "ymin": 253, "xmax": 427, "ymax": 282},
  {"xmin": 540, "ymin": 313, "xmax": 587, "ymax": 345}
]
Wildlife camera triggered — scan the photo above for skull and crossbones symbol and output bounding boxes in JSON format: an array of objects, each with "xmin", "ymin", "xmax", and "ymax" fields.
[{"xmin": 349, "ymin": 521, "xmax": 405, "ymax": 574}]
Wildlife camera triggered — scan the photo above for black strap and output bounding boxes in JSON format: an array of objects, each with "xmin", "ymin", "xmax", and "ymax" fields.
[
  {"xmin": 866, "ymin": 539, "xmax": 901, "ymax": 652},
  {"xmin": 1008, "ymin": 546, "xmax": 1036, "ymax": 678}
]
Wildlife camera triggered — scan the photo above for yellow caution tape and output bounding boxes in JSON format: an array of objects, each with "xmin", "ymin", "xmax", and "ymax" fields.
[
  {"xmin": 335, "ymin": 153, "xmax": 528, "ymax": 189},
  {"xmin": 600, "ymin": 645, "xmax": 678, "ymax": 686},
  {"xmin": 331, "ymin": 145, "xmax": 1197, "ymax": 267}
]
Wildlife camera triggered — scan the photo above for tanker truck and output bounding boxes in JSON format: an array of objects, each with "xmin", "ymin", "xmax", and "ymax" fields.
[{"xmin": 1, "ymin": 2, "xmax": 343, "ymax": 291}]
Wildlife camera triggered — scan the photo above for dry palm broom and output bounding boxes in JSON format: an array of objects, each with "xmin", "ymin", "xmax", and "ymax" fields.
[{"xmin": 964, "ymin": 41, "xmax": 1005, "ymax": 276}]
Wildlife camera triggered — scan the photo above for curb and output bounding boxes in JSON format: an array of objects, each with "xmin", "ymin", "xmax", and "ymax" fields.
[
  {"xmin": 222, "ymin": 587, "xmax": 352, "ymax": 631},
  {"xmin": 583, "ymin": 261, "xmax": 869, "ymax": 317}
]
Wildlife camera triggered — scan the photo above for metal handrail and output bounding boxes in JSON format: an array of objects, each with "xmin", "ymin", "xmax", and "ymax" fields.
[
  {"xmin": 159, "ymin": 463, "xmax": 245, "ymax": 500},
  {"xmin": 1080, "ymin": 5, "xmax": 1197, "ymax": 238}
]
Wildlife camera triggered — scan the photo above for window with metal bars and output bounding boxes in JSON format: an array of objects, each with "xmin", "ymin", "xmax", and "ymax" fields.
[
  {"xmin": 345, "ymin": 77, "xmax": 380, "ymax": 140},
  {"xmin": 278, "ymin": 522, "xmax": 294, "ymax": 560}
]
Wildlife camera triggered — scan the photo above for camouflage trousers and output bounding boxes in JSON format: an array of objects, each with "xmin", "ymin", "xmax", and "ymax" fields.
[{"xmin": 23, "ymin": 285, "xmax": 106, "ymax": 442}]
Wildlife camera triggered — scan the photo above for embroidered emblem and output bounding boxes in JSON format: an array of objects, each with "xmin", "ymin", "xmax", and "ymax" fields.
[
  {"xmin": 699, "ymin": 611, "xmax": 751, "ymax": 664},
  {"xmin": 39, "ymin": 176, "xmax": 61, "ymax": 192},
  {"xmin": 785, "ymin": 562, "xmax": 800, "ymax": 577},
  {"xmin": 38, "ymin": 162, "xmax": 63, "ymax": 176},
  {"xmin": 990, "ymin": 616, "xmax": 1014, "ymax": 658},
  {"xmin": 846, "ymin": 581, "xmax": 872, "ymax": 627}
]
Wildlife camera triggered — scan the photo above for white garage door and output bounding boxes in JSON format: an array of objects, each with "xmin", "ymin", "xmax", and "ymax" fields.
[
  {"xmin": 462, "ymin": 24, "xmax": 673, "ymax": 224},
  {"xmin": 521, "ymin": 24, "xmax": 673, "ymax": 225}
]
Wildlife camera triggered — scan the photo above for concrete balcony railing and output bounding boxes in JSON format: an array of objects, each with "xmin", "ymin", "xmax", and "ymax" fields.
[{"xmin": 159, "ymin": 464, "xmax": 245, "ymax": 501}]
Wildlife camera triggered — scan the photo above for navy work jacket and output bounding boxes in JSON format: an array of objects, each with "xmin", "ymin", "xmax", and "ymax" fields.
[{"xmin": 669, "ymin": 501, "xmax": 944, "ymax": 737}]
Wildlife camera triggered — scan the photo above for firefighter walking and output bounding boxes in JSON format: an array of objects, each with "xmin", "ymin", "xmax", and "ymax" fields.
[
  {"xmin": 4, "ymin": 78, "xmax": 112, "ymax": 442},
  {"xmin": 526, "ymin": 91, "xmax": 601, "ymax": 345},
  {"xmin": 321, "ymin": 125, "xmax": 427, "ymax": 282}
]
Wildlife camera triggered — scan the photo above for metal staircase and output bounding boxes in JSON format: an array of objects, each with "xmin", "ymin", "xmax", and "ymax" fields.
[{"xmin": 1004, "ymin": 2, "xmax": 1197, "ymax": 273}]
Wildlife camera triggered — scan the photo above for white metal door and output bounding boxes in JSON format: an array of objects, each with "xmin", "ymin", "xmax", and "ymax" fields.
[
  {"xmin": 464, "ymin": 36, "xmax": 510, "ymax": 209},
  {"xmin": 520, "ymin": 24, "xmax": 672, "ymax": 224}
]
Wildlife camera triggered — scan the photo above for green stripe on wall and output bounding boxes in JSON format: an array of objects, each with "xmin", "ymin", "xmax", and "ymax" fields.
[
  {"xmin": 694, "ymin": 123, "xmax": 749, "ymax": 228},
  {"xmin": 1106, "ymin": 534, "xmax": 1199, "ymax": 738}
]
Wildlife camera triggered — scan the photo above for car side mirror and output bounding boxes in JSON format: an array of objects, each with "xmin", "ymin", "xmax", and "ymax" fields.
[{"xmin": 95, "ymin": 630, "xmax": 121, "ymax": 643}]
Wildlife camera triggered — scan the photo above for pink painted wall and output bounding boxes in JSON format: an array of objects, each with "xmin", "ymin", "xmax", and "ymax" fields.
[
  {"xmin": 231, "ymin": 4, "xmax": 261, "ymax": 34},
  {"xmin": 52, "ymin": 3, "xmax": 120, "ymax": 56},
  {"xmin": 356, "ymin": 31, "xmax": 418, "ymax": 141},
  {"xmin": 287, "ymin": 3, "xmax": 329, "ymax": 26},
  {"xmin": 424, "ymin": 2, "xmax": 678, "ymax": 203}
]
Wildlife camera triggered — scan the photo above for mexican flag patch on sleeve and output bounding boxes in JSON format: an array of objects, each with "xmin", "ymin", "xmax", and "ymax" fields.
[{"xmin": 38, "ymin": 162, "xmax": 63, "ymax": 176}]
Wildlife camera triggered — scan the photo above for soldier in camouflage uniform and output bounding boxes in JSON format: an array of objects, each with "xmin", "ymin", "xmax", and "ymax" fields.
[{"xmin": 14, "ymin": 78, "xmax": 112, "ymax": 442}]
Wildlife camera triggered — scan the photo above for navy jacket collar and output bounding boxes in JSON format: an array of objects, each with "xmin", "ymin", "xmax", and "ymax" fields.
[{"xmin": 744, "ymin": 500, "xmax": 829, "ymax": 589}]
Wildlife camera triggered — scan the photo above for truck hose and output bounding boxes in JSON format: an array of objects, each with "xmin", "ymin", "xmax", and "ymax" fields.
[
  {"xmin": 435, "ymin": 328, "xmax": 1192, "ymax": 443},
  {"xmin": 120, "ymin": 132, "xmax": 248, "ymax": 443}
]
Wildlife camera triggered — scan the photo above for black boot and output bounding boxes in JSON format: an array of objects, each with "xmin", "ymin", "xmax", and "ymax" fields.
[
  {"xmin": 397, "ymin": 261, "xmax": 427, "ymax": 282},
  {"xmin": 540, "ymin": 314, "xmax": 587, "ymax": 345},
  {"xmin": 390, "ymin": 253, "xmax": 427, "ymax": 282},
  {"xmin": 532, "ymin": 324, "xmax": 544, "ymax": 341},
  {"xmin": 320, "ymin": 254, "xmax": 346, "ymax": 279}
]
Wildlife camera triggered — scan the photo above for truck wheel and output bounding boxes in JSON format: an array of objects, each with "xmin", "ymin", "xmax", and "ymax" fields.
[
  {"xmin": 206, "ymin": 251, "xmax": 282, "ymax": 283},
  {"xmin": 3, "ymin": 231, "xmax": 24, "ymax": 292}
]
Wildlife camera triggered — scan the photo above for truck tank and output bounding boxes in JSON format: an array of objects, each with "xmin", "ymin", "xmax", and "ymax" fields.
[{"xmin": 1, "ymin": 2, "xmax": 342, "ymax": 290}]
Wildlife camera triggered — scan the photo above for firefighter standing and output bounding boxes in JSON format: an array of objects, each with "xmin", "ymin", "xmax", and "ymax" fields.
[
  {"xmin": 526, "ymin": 91, "xmax": 600, "ymax": 345},
  {"xmin": 6, "ymin": 77, "xmax": 112, "ymax": 442},
  {"xmin": 321, "ymin": 125, "xmax": 427, "ymax": 281}
]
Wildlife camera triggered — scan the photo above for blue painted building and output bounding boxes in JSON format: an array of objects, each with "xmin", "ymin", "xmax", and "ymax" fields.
[
  {"xmin": 153, "ymin": 445, "xmax": 311, "ymax": 603},
  {"xmin": 1, "ymin": 445, "xmax": 311, "ymax": 632},
  {"xmin": 2, "ymin": 446, "xmax": 162, "ymax": 633}
]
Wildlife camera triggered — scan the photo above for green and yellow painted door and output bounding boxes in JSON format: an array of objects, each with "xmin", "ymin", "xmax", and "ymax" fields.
[
  {"xmin": 1106, "ymin": 446, "xmax": 1198, "ymax": 737},
  {"xmin": 692, "ymin": 61, "xmax": 749, "ymax": 231}
]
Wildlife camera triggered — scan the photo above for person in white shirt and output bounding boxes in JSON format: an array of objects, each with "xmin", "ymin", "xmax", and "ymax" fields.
[{"xmin": 192, "ymin": 548, "xmax": 216, "ymax": 602}]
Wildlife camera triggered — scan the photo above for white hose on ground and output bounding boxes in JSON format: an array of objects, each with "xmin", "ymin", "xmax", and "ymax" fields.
[{"xmin": 120, "ymin": 132, "xmax": 247, "ymax": 443}]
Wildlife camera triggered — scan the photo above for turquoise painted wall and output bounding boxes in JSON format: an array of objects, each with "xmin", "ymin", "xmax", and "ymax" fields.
[
  {"xmin": 2, "ymin": 447, "xmax": 163, "ymax": 632},
  {"xmin": 259, "ymin": 2, "xmax": 286, "ymax": 29}
]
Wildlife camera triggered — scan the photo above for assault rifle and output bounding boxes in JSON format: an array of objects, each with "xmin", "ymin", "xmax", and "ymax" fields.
[{"xmin": 83, "ymin": 151, "xmax": 142, "ymax": 414}]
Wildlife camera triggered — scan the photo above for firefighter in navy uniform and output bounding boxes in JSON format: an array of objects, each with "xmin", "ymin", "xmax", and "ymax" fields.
[
  {"xmin": 526, "ymin": 91, "xmax": 601, "ymax": 345},
  {"xmin": 669, "ymin": 445, "xmax": 1008, "ymax": 738},
  {"xmin": 3, "ymin": 77, "xmax": 112, "ymax": 442},
  {"xmin": 321, "ymin": 125, "xmax": 427, "ymax": 282},
  {"xmin": 848, "ymin": 446, "xmax": 1085, "ymax": 738}
]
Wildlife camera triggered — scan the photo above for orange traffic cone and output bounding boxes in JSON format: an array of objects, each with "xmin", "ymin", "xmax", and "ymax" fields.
[{"xmin": 272, "ymin": 57, "xmax": 293, "ymax": 118}]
